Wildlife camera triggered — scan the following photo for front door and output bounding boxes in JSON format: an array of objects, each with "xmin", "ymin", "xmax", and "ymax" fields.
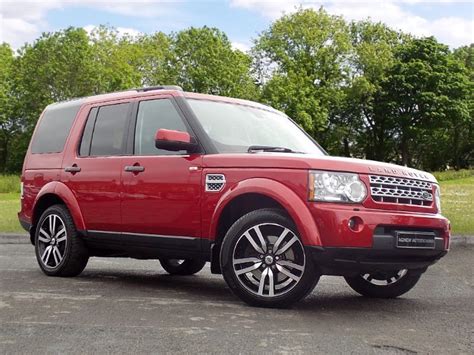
[{"xmin": 121, "ymin": 97, "xmax": 202, "ymax": 239}]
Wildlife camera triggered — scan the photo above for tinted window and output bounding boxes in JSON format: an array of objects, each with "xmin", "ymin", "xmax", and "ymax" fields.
[
  {"xmin": 90, "ymin": 103, "xmax": 130, "ymax": 156},
  {"xmin": 79, "ymin": 107, "xmax": 98, "ymax": 156},
  {"xmin": 134, "ymin": 99, "xmax": 189, "ymax": 156},
  {"xmin": 31, "ymin": 101, "xmax": 82, "ymax": 154}
]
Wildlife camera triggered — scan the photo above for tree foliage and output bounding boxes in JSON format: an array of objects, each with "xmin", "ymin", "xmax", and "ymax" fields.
[
  {"xmin": 0, "ymin": 9, "xmax": 472, "ymax": 173},
  {"xmin": 170, "ymin": 27, "xmax": 256, "ymax": 98},
  {"xmin": 253, "ymin": 8, "xmax": 351, "ymax": 140}
]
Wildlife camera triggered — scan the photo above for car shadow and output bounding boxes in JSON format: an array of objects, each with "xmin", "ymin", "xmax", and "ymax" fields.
[{"xmin": 75, "ymin": 267, "xmax": 430, "ymax": 314}]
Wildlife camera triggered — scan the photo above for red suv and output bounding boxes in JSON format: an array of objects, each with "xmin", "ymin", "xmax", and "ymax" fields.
[{"xmin": 19, "ymin": 86, "xmax": 450, "ymax": 308}]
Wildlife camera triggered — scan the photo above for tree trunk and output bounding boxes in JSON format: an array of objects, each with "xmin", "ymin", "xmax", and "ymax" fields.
[
  {"xmin": 401, "ymin": 134, "xmax": 409, "ymax": 166},
  {"xmin": 343, "ymin": 136, "xmax": 350, "ymax": 157}
]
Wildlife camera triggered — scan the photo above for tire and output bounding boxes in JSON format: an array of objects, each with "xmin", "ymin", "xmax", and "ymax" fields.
[
  {"xmin": 220, "ymin": 208, "xmax": 319, "ymax": 308},
  {"xmin": 159, "ymin": 258, "xmax": 207, "ymax": 275},
  {"xmin": 344, "ymin": 269, "xmax": 422, "ymax": 298},
  {"xmin": 34, "ymin": 204, "xmax": 89, "ymax": 277}
]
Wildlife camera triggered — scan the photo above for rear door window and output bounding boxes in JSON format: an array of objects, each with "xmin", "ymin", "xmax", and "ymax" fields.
[
  {"xmin": 31, "ymin": 101, "xmax": 82, "ymax": 154},
  {"xmin": 89, "ymin": 103, "xmax": 130, "ymax": 156}
]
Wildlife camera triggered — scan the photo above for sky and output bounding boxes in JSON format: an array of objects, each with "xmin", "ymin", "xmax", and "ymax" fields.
[{"xmin": 1, "ymin": 0, "xmax": 473, "ymax": 51}]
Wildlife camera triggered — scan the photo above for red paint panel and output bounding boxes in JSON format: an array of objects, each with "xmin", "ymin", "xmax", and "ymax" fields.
[{"xmin": 121, "ymin": 155, "xmax": 203, "ymax": 237}]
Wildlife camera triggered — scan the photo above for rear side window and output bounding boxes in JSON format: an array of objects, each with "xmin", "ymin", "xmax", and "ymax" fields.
[
  {"xmin": 31, "ymin": 101, "xmax": 81, "ymax": 154},
  {"xmin": 79, "ymin": 107, "xmax": 97, "ymax": 156},
  {"xmin": 89, "ymin": 103, "xmax": 130, "ymax": 156},
  {"xmin": 134, "ymin": 99, "xmax": 189, "ymax": 156}
]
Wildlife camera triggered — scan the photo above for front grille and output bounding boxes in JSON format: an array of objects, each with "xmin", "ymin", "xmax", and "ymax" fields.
[{"xmin": 369, "ymin": 175, "xmax": 433, "ymax": 207}]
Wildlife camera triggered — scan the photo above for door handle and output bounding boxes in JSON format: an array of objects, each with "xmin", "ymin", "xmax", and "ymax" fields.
[
  {"xmin": 124, "ymin": 165, "xmax": 145, "ymax": 173},
  {"xmin": 64, "ymin": 165, "xmax": 81, "ymax": 174}
]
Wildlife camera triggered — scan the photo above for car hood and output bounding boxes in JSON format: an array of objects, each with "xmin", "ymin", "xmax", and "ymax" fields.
[{"xmin": 202, "ymin": 153, "xmax": 437, "ymax": 183}]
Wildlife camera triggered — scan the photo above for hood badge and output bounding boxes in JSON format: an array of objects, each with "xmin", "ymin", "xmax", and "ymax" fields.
[{"xmin": 368, "ymin": 166, "xmax": 430, "ymax": 180}]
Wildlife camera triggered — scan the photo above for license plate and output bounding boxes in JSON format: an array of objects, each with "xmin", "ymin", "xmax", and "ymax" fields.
[{"xmin": 396, "ymin": 231, "xmax": 436, "ymax": 249}]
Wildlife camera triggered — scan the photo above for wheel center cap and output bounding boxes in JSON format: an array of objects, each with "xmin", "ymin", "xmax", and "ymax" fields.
[
  {"xmin": 51, "ymin": 238, "xmax": 56, "ymax": 245},
  {"xmin": 264, "ymin": 255, "xmax": 274, "ymax": 265}
]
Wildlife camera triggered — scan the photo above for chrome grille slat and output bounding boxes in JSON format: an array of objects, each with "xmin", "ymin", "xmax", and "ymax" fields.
[{"xmin": 369, "ymin": 175, "xmax": 433, "ymax": 207}]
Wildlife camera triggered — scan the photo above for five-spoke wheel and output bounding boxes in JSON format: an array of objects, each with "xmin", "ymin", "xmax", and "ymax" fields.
[
  {"xmin": 34, "ymin": 205, "xmax": 89, "ymax": 277},
  {"xmin": 220, "ymin": 209, "xmax": 319, "ymax": 308}
]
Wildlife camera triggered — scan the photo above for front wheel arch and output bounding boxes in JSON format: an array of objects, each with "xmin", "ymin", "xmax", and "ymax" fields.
[{"xmin": 209, "ymin": 178, "xmax": 322, "ymax": 247}]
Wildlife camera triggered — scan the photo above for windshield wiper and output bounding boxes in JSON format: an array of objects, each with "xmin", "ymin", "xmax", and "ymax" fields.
[{"xmin": 247, "ymin": 145, "xmax": 303, "ymax": 154}]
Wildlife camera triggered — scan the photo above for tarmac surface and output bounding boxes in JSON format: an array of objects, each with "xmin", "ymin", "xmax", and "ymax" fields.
[{"xmin": 0, "ymin": 240, "xmax": 473, "ymax": 354}]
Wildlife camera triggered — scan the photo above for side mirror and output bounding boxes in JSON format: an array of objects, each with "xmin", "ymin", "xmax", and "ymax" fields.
[{"xmin": 155, "ymin": 129, "xmax": 199, "ymax": 152}]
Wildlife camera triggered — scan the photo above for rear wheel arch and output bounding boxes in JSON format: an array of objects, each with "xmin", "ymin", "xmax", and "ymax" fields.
[
  {"xmin": 32, "ymin": 182, "xmax": 86, "ymax": 244},
  {"xmin": 31, "ymin": 194, "xmax": 66, "ymax": 245}
]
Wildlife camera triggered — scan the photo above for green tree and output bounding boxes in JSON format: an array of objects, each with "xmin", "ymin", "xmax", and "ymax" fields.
[
  {"xmin": 253, "ymin": 8, "xmax": 351, "ymax": 147},
  {"xmin": 15, "ymin": 27, "xmax": 97, "ymax": 125},
  {"xmin": 0, "ymin": 43, "xmax": 17, "ymax": 171},
  {"xmin": 452, "ymin": 44, "xmax": 474, "ymax": 168},
  {"xmin": 343, "ymin": 21, "xmax": 405, "ymax": 160},
  {"xmin": 169, "ymin": 26, "xmax": 257, "ymax": 98},
  {"xmin": 379, "ymin": 37, "xmax": 471, "ymax": 169},
  {"xmin": 136, "ymin": 32, "xmax": 174, "ymax": 87},
  {"xmin": 87, "ymin": 26, "xmax": 172, "ymax": 92}
]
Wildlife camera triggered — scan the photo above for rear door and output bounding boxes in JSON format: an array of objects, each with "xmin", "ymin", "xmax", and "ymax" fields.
[
  {"xmin": 62, "ymin": 102, "xmax": 132, "ymax": 232},
  {"xmin": 121, "ymin": 96, "xmax": 202, "ymax": 240}
]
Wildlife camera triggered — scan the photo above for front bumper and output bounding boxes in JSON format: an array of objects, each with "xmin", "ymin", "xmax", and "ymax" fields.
[
  {"xmin": 309, "ymin": 232, "xmax": 447, "ymax": 277},
  {"xmin": 308, "ymin": 203, "xmax": 450, "ymax": 248}
]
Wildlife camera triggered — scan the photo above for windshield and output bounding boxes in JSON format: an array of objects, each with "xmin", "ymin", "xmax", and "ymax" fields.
[{"xmin": 187, "ymin": 99, "xmax": 325, "ymax": 155}]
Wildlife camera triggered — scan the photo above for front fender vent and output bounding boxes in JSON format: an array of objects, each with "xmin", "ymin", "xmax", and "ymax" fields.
[{"xmin": 206, "ymin": 174, "xmax": 226, "ymax": 192}]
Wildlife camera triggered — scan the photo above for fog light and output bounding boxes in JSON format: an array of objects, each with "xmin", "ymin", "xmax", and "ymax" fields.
[{"xmin": 348, "ymin": 216, "xmax": 363, "ymax": 232}]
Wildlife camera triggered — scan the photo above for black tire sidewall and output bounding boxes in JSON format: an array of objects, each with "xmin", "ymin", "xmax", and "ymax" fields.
[
  {"xmin": 159, "ymin": 258, "xmax": 206, "ymax": 275},
  {"xmin": 220, "ymin": 208, "xmax": 319, "ymax": 308},
  {"xmin": 344, "ymin": 271, "xmax": 422, "ymax": 298}
]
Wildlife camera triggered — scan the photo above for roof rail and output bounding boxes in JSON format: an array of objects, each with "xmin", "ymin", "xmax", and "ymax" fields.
[{"xmin": 136, "ymin": 85, "xmax": 183, "ymax": 92}]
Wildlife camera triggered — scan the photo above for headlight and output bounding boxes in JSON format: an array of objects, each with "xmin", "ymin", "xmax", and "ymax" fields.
[
  {"xmin": 434, "ymin": 185, "xmax": 441, "ymax": 213},
  {"xmin": 309, "ymin": 170, "xmax": 367, "ymax": 203}
]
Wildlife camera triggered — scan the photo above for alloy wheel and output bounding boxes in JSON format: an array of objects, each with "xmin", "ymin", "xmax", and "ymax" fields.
[
  {"xmin": 37, "ymin": 214, "xmax": 67, "ymax": 269},
  {"xmin": 232, "ymin": 223, "xmax": 305, "ymax": 298}
]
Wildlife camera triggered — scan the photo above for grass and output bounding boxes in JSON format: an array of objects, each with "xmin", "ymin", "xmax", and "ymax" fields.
[
  {"xmin": 0, "ymin": 173, "xmax": 473, "ymax": 235},
  {"xmin": 0, "ymin": 192, "xmax": 22, "ymax": 233},
  {"xmin": 438, "ymin": 177, "xmax": 474, "ymax": 235},
  {"xmin": 0, "ymin": 174, "xmax": 20, "ymax": 193},
  {"xmin": 433, "ymin": 169, "xmax": 474, "ymax": 182}
]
